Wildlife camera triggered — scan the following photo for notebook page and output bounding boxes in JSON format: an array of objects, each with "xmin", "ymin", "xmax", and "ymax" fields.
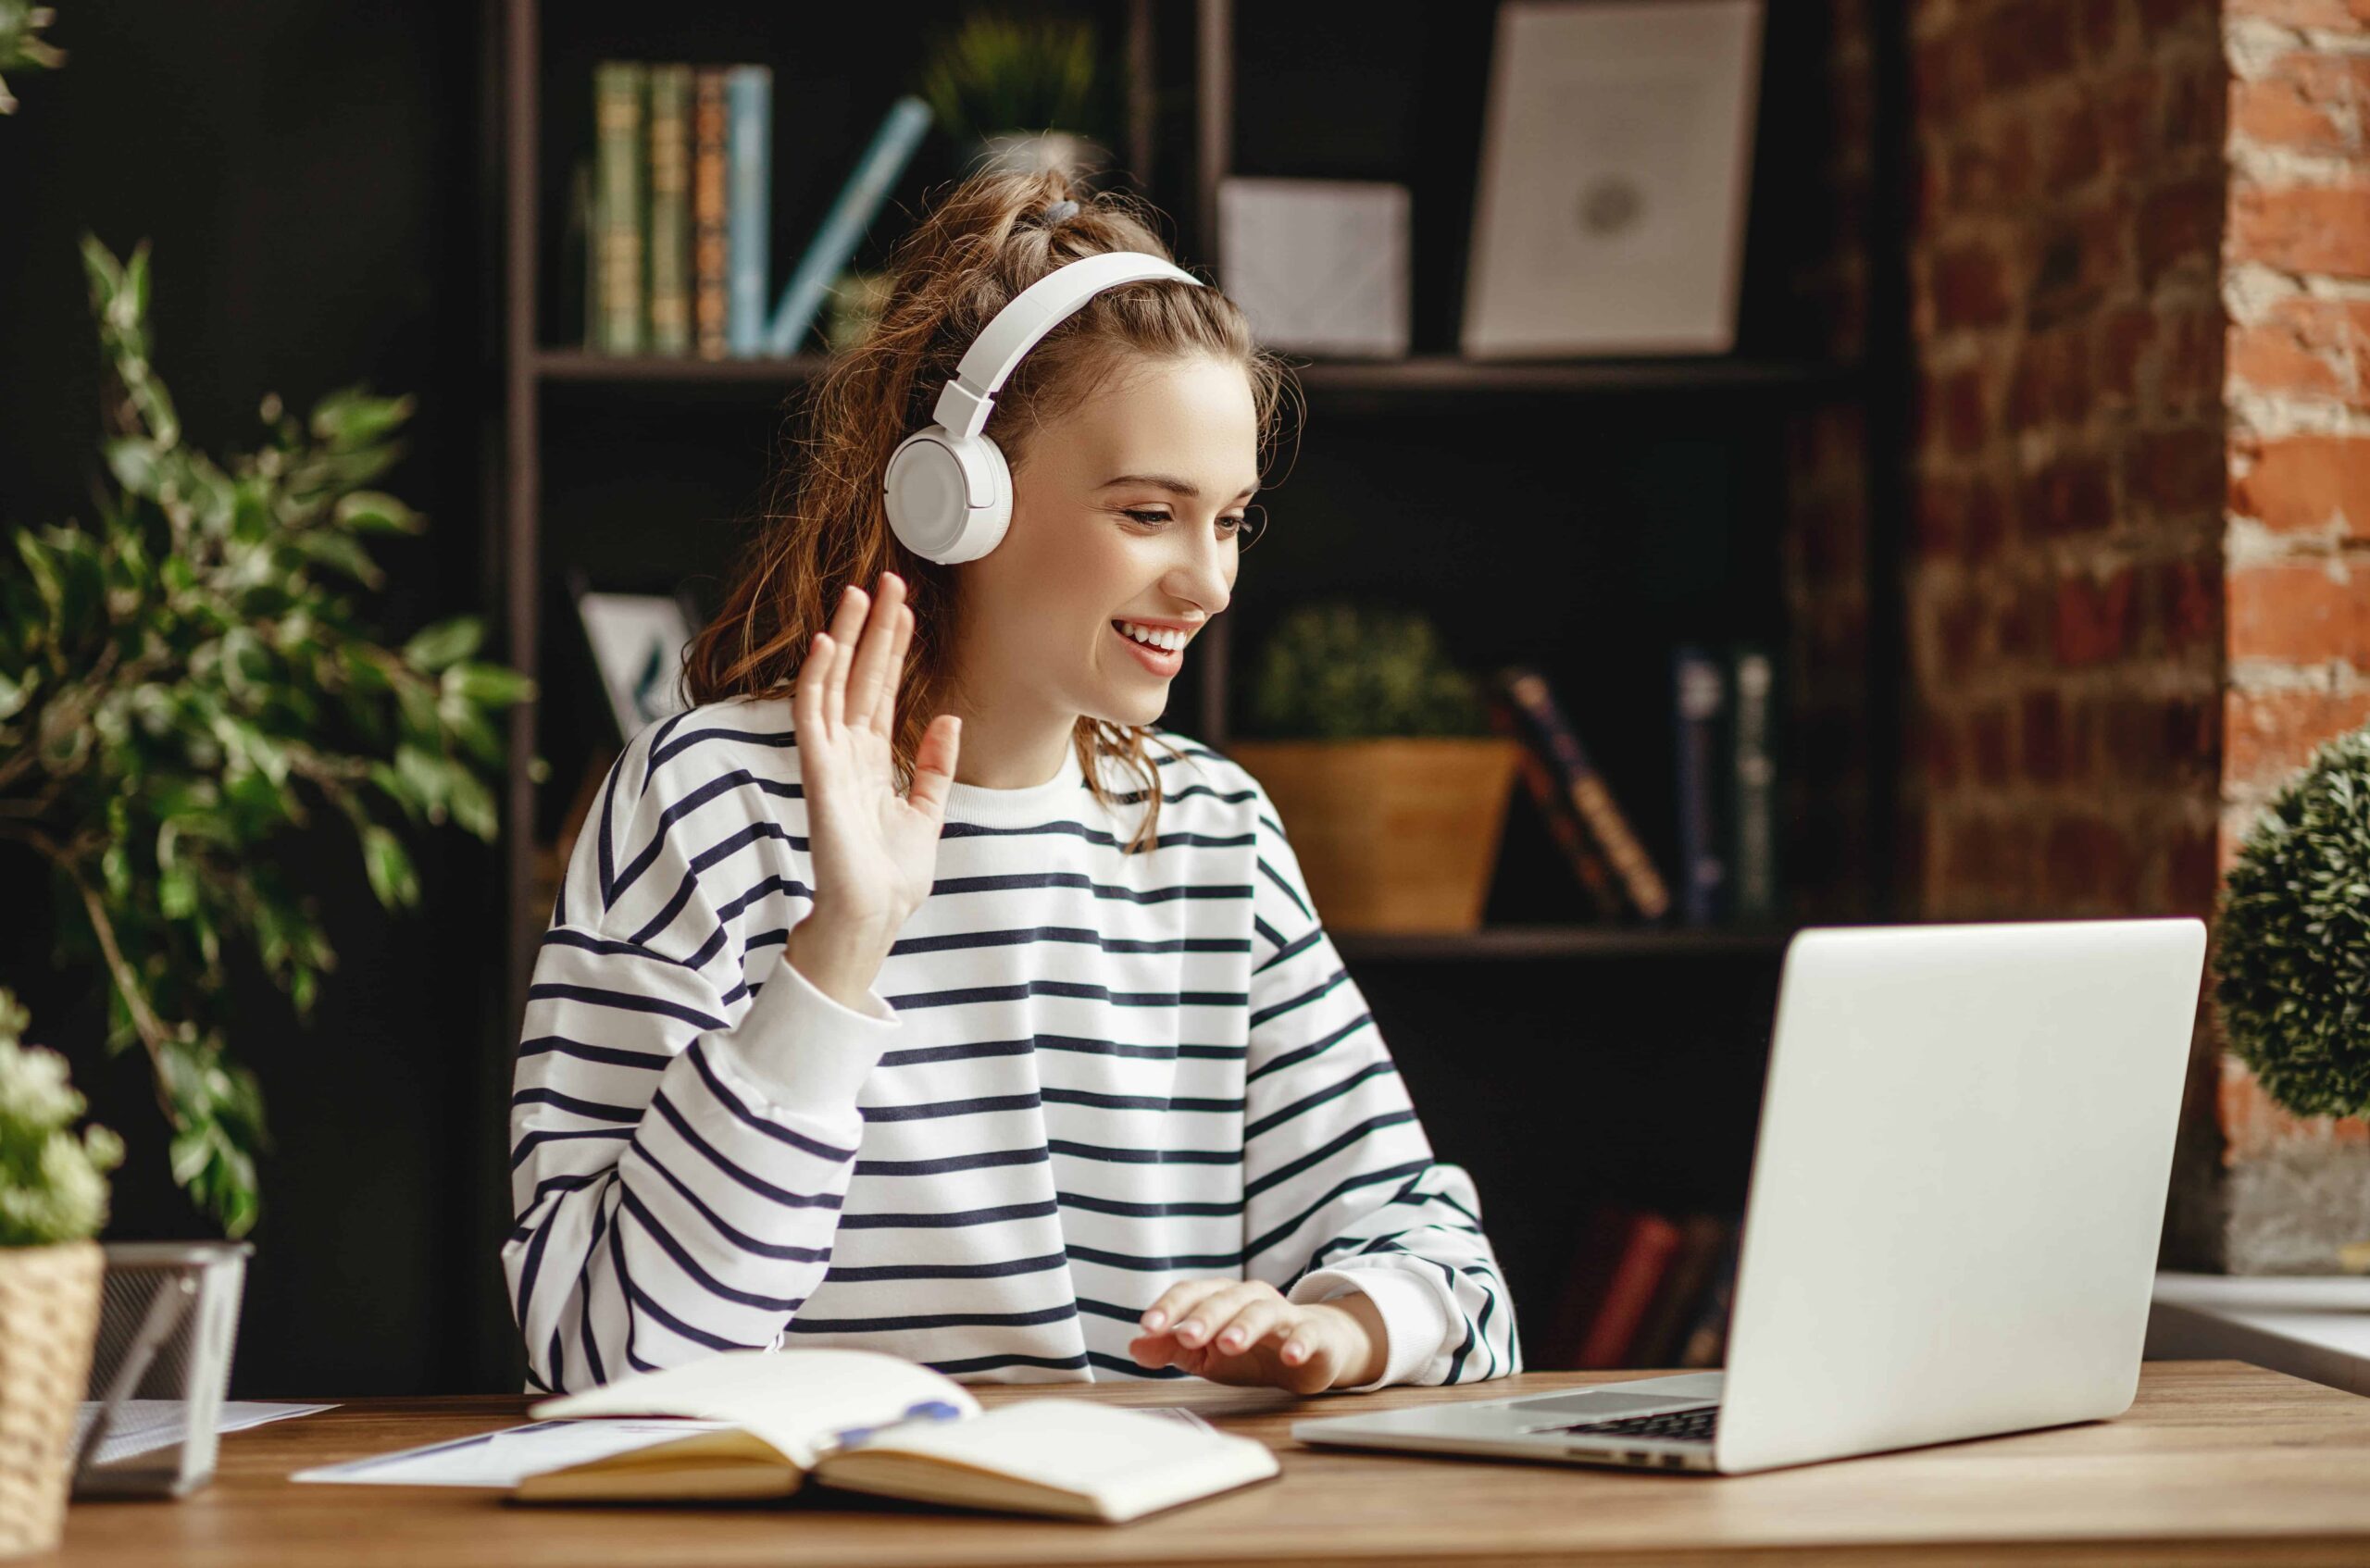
[
  {"xmin": 826, "ymin": 1398, "xmax": 1278, "ymax": 1521},
  {"xmin": 529, "ymin": 1349, "xmax": 981, "ymax": 1469}
]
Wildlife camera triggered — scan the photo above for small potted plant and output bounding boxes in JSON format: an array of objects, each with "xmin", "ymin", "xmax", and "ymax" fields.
[
  {"xmin": 1229, "ymin": 603, "xmax": 1521, "ymax": 933},
  {"xmin": 917, "ymin": 9, "xmax": 1116, "ymax": 185},
  {"xmin": 2214, "ymin": 726, "xmax": 2370, "ymax": 1130},
  {"xmin": 0, "ymin": 989, "xmax": 121, "ymax": 1558}
]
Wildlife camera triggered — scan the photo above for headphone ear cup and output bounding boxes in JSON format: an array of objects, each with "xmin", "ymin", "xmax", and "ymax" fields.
[{"xmin": 883, "ymin": 427, "xmax": 1012, "ymax": 564}]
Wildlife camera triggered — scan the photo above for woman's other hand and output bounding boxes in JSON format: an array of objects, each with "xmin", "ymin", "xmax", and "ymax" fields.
[{"xmin": 1129, "ymin": 1278, "xmax": 1387, "ymax": 1394}]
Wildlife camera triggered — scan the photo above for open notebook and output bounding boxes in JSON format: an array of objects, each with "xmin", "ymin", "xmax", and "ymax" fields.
[{"xmin": 515, "ymin": 1349, "xmax": 1279, "ymax": 1524}]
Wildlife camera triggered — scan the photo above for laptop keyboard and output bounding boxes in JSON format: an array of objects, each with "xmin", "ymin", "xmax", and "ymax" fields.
[{"xmin": 1551, "ymin": 1404, "xmax": 1720, "ymax": 1444}]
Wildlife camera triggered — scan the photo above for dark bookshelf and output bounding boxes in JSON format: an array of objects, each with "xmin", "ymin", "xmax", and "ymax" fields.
[{"xmin": 492, "ymin": 0, "xmax": 1911, "ymax": 1374}]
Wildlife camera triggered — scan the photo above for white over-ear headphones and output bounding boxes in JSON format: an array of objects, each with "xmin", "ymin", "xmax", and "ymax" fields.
[{"xmin": 882, "ymin": 249, "xmax": 1205, "ymax": 565}]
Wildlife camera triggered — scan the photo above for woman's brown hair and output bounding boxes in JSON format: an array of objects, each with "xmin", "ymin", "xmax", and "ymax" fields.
[{"xmin": 683, "ymin": 167, "xmax": 1292, "ymax": 852}]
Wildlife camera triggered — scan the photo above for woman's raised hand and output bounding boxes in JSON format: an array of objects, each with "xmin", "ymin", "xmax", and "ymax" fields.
[{"xmin": 792, "ymin": 572, "xmax": 961, "ymax": 947}]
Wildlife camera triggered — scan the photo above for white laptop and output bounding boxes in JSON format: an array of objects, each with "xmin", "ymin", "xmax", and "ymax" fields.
[{"xmin": 1294, "ymin": 917, "xmax": 2208, "ymax": 1475}]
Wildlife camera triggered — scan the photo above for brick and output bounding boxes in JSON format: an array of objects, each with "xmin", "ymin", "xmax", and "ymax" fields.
[
  {"xmin": 2094, "ymin": 305, "xmax": 2157, "ymax": 405},
  {"xmin": 2229, "ymin": 294, "xmax": 2370, "ymax": 404},
  {"xmin": 2154, "ymin": 55, "xmax": 2225, "ymax": 157},
  {"xmin": 2154, "ymin": 555, "xmax": 2223, "ymax": 653},
  {"xmin": 2227, "ymin": 557, "xmax": 2370, "ymax": 665},
  {"xmin": 2120, "ymin": 426, "xmax": 2227, "ymax": 520},
  {"xmin": 2157, "ymin": 305, "xmax": 2224, "ymax": 417},
  {"xmin": 2024, "ymin": 687, "xmax": 2068, "ymax": 780},
  {"xmin": 2044, "ymin": 93, "xmax": 2105, "ymax": 192},
  {"xmin": 2029, "ymin": 450, "xmax": 2116, "ymax": 536},
  {"xmin": 2164, "ymin": 819, "xmax": 2221, "ymax": 912},
  {"xmin": 1924, "ymin": 715, "xmax": 1963, "ymax": 790},
  {"xmin": 1965, "ymin": 474, "xmax": 2011, "ymax": 562},
  {"xmin": 1981, "ymin": 0, "xmax": 2078, "ymax": 95},
  {"xmin": 1999, "ymin": 573, "xmax": 2051, "ymax": 655},
  {"xmin": 1916, "ymin": 475, "xmax": 1965, "ymax": 555},
  {"xmin": 2234, "ymin": 436, "xmax": 2370, "ymax": 536},
  {"xmin": 2095, "ymin": 67, "xmax": 2160, "ymax": 181},
  {"xmin": 2224, "ymin": 684, "xmax": 2370, "ymax": 789},
  {"xmin": 2232, "ymin": 53, "xmax": 2370, "ymax": 158},
  {"xmin": 2137, "ymin": 176, "xmax": 2224, "ymax": 285},
  {"xmin": 1971, "ymin": 703, "xmax": 2014, "ymax": 784},
  {"xmin": 2043, "ymin": 814, "xmax": 2142, "ymax": 908},
  {"xmin": 1922, "ymin": 365, "xmax": 1992, "ymax": 455},
  {"xmin": 2057, "ymin": 566, "xmax": 2140, "ymax": 666},
  {"xmin": 1931, "ymin": 241, "xmax": 2014, "ymax": 330},
  {"xmin": 2231, "ymin": 180, "xmax": 2370, "ymax": 281}
]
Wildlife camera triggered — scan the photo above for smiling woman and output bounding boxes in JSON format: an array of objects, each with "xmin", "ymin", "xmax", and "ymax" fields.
[{"xmin": 502, "ymin": 168, "xmax": 1520, "ymax": 1400}]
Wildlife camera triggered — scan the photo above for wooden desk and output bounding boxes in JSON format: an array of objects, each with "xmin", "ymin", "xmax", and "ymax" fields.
[{"xmin": 46, "ymin": 1362, "xmax": 2370, "ymax": 1566}]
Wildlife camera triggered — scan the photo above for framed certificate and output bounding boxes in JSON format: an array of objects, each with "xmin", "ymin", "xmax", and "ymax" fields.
[{"xmin": 1462, "ymin": 0, "xmax": 1765, "ymax": 358}]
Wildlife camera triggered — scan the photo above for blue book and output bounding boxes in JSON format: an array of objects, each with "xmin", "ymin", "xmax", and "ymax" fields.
[
  {"xmin": 765, "ymin": 95, "xmax": 934, "ymax": 357},
  {"xmin": 726, "ymin": 65, "xmax": 773, "ymax": 359}
]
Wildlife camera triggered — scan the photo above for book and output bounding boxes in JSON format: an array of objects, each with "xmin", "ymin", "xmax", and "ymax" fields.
[
  {"xmin": 645, "ymin": 64, "xmax": 693, "ymax": 357},
  {"xmin": 592, "ymin": 61, "xmax": 647, "ymax": 355},
  {"xmin": 1488, "ymin": 666, "xmax": 1670, "ymax": 921},
  {"xmin": 1728, "ymin": 644, "xmax": 1778, "ymax": 921},
  {"xmin": 1671, "ymin": 645, "xmax": 1728, "ymax": 926},
  {"xmin": 1576, "ymin": 1209, "xmax": 1684, "ymax": 1369},
  {"xmin": 691, "ymin": 68, "xmax": 730, "ymax": 360},
  {"xmin": 1627, "ymin": 1212, "xmax": 1731, "ymax": 1371},
  {"xmin": 513, "ymin": 1349, "xmax": 1279, "ymax": 1524},
  {"xmin": 725, "ymin": 64, "xmax": 773, "ymax": 358},
  {"xmin": 764, "ymin": 94, "xmax": 934, "ymax": 356}
]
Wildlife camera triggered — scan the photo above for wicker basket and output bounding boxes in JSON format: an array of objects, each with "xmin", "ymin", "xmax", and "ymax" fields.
[
  {"xmin": 0, "ymin": 1240, "xmax": 103, "ymax": 1558},
  {"xmin": 1228, "ymin": 737, "xmax": 1522, "ymax": 933}
]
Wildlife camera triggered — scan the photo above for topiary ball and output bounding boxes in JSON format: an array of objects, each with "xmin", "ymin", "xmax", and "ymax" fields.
[{"xmin": 2214, "ymin": 726, "xmax": 2370, "ymax": 1119}]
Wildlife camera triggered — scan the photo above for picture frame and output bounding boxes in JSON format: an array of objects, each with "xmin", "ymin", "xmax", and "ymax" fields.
[
  {"xmin": 1461, "ymin": 0, "xmax": 1765, "ymax": 359},
  {"xmin": 568, "ymin": 573, "xmax": 699, "ymax": 744},
  {"xmin": 1218, "ymin": 176, "xmax": 1412, "ymax": 360}
]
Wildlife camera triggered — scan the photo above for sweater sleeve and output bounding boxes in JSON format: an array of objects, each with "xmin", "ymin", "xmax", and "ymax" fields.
[
  {"xmin": 502, "ymin": 717, "xmax": 904, "ymax": 1392},
  {"xmin": 1236, "ymin": 783, "xmax": 1522, "ymax": 1388}
]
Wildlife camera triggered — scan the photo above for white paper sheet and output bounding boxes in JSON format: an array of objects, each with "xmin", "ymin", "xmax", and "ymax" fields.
[
  {"xmin": 73, "ymin": 1400, "xmax": 334, "ymax": 1468},
  {"xmin": 291, "ymin": 1418, "xmax": 730, "ymax": 1487}
]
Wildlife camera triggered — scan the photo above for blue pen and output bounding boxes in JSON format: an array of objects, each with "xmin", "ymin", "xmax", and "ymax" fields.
[{"xmin": 825, "ymin": 1399, "xmax": 965, "ymax": 1452}]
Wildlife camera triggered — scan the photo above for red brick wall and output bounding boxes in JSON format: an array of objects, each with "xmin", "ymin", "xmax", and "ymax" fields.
[
  {"xmin": 1901, "ymin": 0, "xmax": 2370, "ymax": 1270},
  {"xmin": 1904, "ymin": 0, "xmax": 2227, "ymax": 925}
]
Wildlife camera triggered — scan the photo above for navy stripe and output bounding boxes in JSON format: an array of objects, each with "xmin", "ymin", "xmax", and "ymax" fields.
[
  {"xmin": 1049, "ymin": 1139, "xmax": 1241, "ymax": 1166},
  {"xmin": 927, "ymin": 1350, "xmax": 1092, "ymax": 1376},
  {"xmin": 863, "ymin": 1091, "xmax": 1042, "ymax": 1124},
  {"xmin": 511, "ymin": 1126, "xmax": 631, "ymax": 1169},
  {"xmin": 790, "ymin": 1302, "xmax": 1079, "ymax": 1334},
  {"xmin": 1245, "ymin": 1060, "xmax": 1397, "ymax": 1140},
  {"xmin": 1249, "ymin": 967, "xmax": 1353, "ymax": 1030},
  {"xmin": 638, "ymin": 710, "xmax": 693, "ymax": 799},
  {"xmin": 517, "ymin": 1034, "xmax": 670, "ymax": 1072},
  {"xmin": 929, "ymin": 871, "xmax": 1252, "ymax": 905},
  {"xmin": 626, "ymin": 1137, "xmax": 836, "ymax": 1259},
  {"xmin": 513, "ymin": 1087, "xmax": 641, "ymax": 1124},
  {"xmin": 1058, "ymin": 1190, "xmax": 1244, "ymax": 1218},
  {"xmin": 891, "ymin": 926, "xmax": 1250, "ymax": 960},
  {"xmin": 838, "ymin": 1199, "xmax": 1060, "ymax": 1230},
  {"xmin": 1249, "ymin": 1158, "xmax": 1434, "ymax": 1262},
  {"xmin": 646, "ymin": 1090, "xmax": 845, "ymax": 1210},
  {"xmin": 649, "ymin": 724, "xmax": 796, "ymax": 773},
  {"xmin": 1248, "ymin": 1012, "xmax": 1372, "ymax": 1084},
  {"xmin": 823, "ymin": 1251, "xmax": 1068, "ymax": 1283},
  {"xmin": 856, "ymin": 1147, "xmax": 1052, "ymax": 1178},
  {"xmin": 1256, "ymin": 855, "xmax": 1313, "ymax": 922},
  {"xmin": 681, "ymin": 1040, "xmax": 857, "ymax": 1160},
  {"xmin": 611, "ymin": 768, "xmax": 804, "ymax": 902},
  {"xmin": 1066, "ymin": 1242, "xmax": 1243, "ymax": 1271},
  {"xmin": 528, "ymin": 982, "xmax": 727, "ymax": 1034},
  {"xmin": 889, "ymin": 977, "xmax": 1247, "ymax": 1012},
  {"xmin": 618, "ymin": 1186, "xmax": 809, "ymax": 1312}
]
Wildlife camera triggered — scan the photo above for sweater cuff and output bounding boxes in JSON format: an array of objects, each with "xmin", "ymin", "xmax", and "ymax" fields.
[
  {"xmin": 704, "ymin": 950, "xmax": 904, "ymax": 1119},
  {"xmin": 1290, "ymin": 1264, "xmax": 1452, "ymax": 1391}
]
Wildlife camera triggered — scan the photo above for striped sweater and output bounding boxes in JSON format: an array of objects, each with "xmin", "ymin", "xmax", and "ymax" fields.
[{"xmin": 504, "ymin": 692, "xmax": 1520, "ymax": 1392}]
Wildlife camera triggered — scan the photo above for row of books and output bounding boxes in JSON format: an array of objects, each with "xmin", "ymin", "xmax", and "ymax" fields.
[
  {"xmin": 1486, "ymin": 646, "xmax": 1778, "ymax": 927},
  {"xmin": 580, "ymin": 64, "xmax": 930, "ymax": 359},
  {"xmin": 1537, "ymin": 1202, "xmax": 1741, "ymax": 1371}
]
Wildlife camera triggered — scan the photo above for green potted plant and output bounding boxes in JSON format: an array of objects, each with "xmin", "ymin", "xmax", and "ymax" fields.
[
  {"xmin": 0, "ymin": 235, "xmax": 530, "ymax": 1242},
  {"xmin": 917, "ymin": 9, "xmax": 1115, "ymax": 185},
  {"xmin": 1229, "ymin": 602, "xmax": 1520, "ymax": 933},
  {"xmin": 2214, "ymin": 726, "xmax": 2370, "ymax": 1129},
  {"xmin": 0, "ymin": 989, "xmax": 120, "ymax": 1557}
]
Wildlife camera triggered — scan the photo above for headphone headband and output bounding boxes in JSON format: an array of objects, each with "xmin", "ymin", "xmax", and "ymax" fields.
[{"xmin": 929, "ymin": 251, "xmax": 1205, "ymax": 440}]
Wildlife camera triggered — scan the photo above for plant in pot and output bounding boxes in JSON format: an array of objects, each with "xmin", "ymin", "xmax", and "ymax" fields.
[
  {"xmin": 0, "ymin": 235, "xmax": 530, "ymax": 1476},
  {"xmin": 0, "ymin": 989, "xmax": 120, "ymax": 1556},
  {"xmin": 1229, "ymin": 602, "xmax": 1521, "ymax": 934},
  {"xmin": 917, "ymin": 8, "xmax": 1116, "ymax": 186},
  {"xmin": 2214, "ymin": 727, "xmax": 2370, "ymax": 1265}
]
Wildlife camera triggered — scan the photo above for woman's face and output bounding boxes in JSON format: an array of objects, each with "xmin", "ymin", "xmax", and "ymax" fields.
[{"xmin": 957, "ymin": 353, "xmax": 1260, "ymax": 731}]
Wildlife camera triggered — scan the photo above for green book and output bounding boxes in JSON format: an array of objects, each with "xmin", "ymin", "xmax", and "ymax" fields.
[
  {"xmin": 645, "ymin": 64, "xmax": 692, "ymax": 357},
  {"xmin": 592, "ymin": 60, "xmax": 646, "ymax": 355}
]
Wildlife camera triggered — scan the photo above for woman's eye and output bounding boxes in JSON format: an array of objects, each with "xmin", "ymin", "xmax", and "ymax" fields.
[{"xmin": 1121, "ymin": 508, "xmax": 1170, "ymax": 527}]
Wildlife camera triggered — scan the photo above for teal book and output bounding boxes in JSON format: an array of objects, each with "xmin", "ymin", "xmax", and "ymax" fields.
[
  {"xmin": 726, "ymin": 65, "xmax": 773, "ymax": 359},
  {"xmin": 765, "ymin": 95, "xmax": 933, "ymax": 357}
]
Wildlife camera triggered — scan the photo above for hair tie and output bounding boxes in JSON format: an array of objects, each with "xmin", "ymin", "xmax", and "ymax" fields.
[{"xmin": 1042, "ymin": 198, "xmax": 1080, "ymax": 226}]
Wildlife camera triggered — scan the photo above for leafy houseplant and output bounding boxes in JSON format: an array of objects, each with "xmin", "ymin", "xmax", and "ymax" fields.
[
  {"xmin": 2214, "ymin": 727, "xmax": 2370, "ymax": 1121},
  {"xmin": 1229, "ymin": 603, "xmax": 1520, "ymax": 934},
  {"xmin": 0, "ymin": 989, "xmax": 119, "ymax": 1555},
  {"xmin": 917, "ymin": 9, "xmax": 1115, "ymax": 184},
  {"xmin": 0, "ymin": 236, "xmax": 532, "ymax": 1238}
]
